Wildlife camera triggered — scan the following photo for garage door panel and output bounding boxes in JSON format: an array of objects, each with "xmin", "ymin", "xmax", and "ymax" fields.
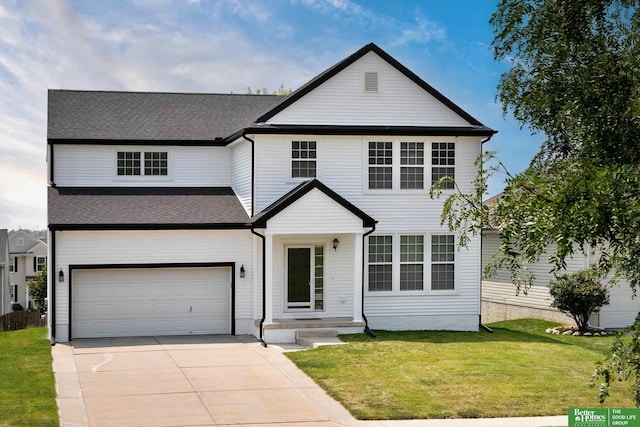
[{"xmin": 73, "ymin": 267, "xmax": 231, "ymax": 338}]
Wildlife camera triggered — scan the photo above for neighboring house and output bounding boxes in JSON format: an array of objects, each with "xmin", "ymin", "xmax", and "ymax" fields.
[
  {"xmin": 47, "ymin": 43, "xmax": 496, "ymax": 343},
  {"xmin": 0, "ymin": 229, "xmax": 9, "ymax": 315},
  {"xmin": 9, "ymin": 229, "xmax": 48, "ymax": 311},
  {"xmin": 481, "ymin": 196, "xmax": 639, "ymax": 329}
]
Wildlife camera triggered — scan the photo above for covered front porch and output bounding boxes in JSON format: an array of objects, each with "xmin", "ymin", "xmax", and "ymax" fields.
[{"xmin": 250, "ymin": 179, "xmax": 376, "ymax": 344}]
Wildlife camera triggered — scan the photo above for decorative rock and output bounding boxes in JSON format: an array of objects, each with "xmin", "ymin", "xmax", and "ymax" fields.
[
  {"xmin": 584, "ymin": 332, "xmax": 592, "ymax": 336},
  {"xmin": 552, "ymin": 329, "xmax": 560, "ymax": 335},
  {"xmin": 573, "ymin": 331, "xmax": 582, "ymax": 336},
  {"xmin": 546, "ymin": 328, "xmax": 553, "ymax": 334},
  {"xmin": 562, "ymin": 330, "xmax": 573, "ymax": 335},
  {"xmin": 593, "ymin": 333, "xmax": 600, "ymax": 336}
]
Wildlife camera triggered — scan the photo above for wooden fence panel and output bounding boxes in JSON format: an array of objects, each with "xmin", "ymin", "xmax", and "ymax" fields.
[{"xmin": 0, "ymin": 311, "xmax": 47, "ymax": 332}]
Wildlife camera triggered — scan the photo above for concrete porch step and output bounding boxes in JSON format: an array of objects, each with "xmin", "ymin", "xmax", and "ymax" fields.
[{"xmin": 295, "ymin": 329, "xmax": 346, "ymax": 348}]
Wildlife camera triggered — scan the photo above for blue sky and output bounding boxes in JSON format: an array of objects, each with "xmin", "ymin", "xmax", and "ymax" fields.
[{"xmin": 0, "ymin": 0, "xmax": 544, "ymax": 230}]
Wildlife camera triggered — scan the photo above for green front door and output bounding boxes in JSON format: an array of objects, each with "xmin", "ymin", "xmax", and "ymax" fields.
[{"xmin": 287, "ymin": 247, "xmax": 312, "ymax": 309}]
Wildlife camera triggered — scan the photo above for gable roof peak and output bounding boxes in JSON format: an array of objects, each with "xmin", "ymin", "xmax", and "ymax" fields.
[{"xmin": 256, "ymin": 42, "xmax": 489, "ymax": 128}]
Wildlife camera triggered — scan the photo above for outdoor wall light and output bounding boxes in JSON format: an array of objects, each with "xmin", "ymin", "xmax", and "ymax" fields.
[
  {"xmin": 240, "ymin": 265, "xmax": 245, "ymax": 278},
  {"xmin": 58, "ymin": 269, "xmax": 64, "ymax": 282},
  {"xmin": 332, "ymin": 238, "xmax": 340, "ymax": 251}
]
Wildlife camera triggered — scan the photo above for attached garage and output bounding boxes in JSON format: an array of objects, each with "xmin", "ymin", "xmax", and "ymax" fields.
[{"xmin": 71, "ymin": 265, "xmax": 233, "ymax": 339}]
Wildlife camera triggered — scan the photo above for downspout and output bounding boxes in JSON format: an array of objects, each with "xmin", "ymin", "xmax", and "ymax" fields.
[
  {"xmin": 251, "ymin": 227, "xmax": 267, "ymax": 347},
  {"xmin": 479, "ymin": 135, "xmax": 495, "ymax": 333},
  {"xmin": 362, "ymin": 224, "xmax": 376, "ymax": 337},
  {"xmin": 243, "ymin": 133, "xmax": 267, "ymax": 346}
]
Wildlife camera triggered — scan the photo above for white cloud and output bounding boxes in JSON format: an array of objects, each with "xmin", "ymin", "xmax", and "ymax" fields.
[{"xmin": 392, "ymin": 16, "xmax": 446, "ymax": 46}]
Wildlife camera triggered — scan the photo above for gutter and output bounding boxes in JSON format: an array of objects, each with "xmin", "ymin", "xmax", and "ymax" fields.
[
  {"xmin": 362, "ymin": 224, "xmax": 377, "ymax": 337},
  {"xmin": 241, "ymin": 134, "xmax": 256, "ymax": 217}
]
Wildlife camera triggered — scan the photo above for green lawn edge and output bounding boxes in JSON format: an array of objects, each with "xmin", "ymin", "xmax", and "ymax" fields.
[
  {"xmin": 286, "ymin": 319, "xmax": 633, "ymax": 420},
  {"xmin": 0, "ymin": 327, "xmax": 58, "ymax": 426}
]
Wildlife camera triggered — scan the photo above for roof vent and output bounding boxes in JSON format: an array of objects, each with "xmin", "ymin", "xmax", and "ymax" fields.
[{"xmin": 364, "ymin": 72, "xmax": 378, "ymax": 93}]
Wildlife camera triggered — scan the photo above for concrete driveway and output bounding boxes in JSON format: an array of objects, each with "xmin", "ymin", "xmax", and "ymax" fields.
[{"xmin": 52, "ymin": 335, "xmax": 354, "ymax": 427}]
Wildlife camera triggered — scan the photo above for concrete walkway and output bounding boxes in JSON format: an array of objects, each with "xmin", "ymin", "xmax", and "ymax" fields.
[{"xmin": 52, "ymin": 335, "xmax": 568, "ymax": 427}]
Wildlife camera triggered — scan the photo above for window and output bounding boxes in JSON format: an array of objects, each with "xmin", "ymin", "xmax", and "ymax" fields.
[
  {"xmin": 291, "ymin": 141, "xmax": 316, "ymax": 178},
  {"xmin": 368, "ymin": 141, "xmax": 393, "ymax": 189},
  {"xmin": 431, "ymin": 235, "xmax": 455, "ymax": 290},
  {"xmin": 401, "ymin": 142, "xmax": 424, "ymax": 189},
  {"xmin": 368, "ymin": 235, "xmax": 392, "ymax": 291},
  {"xmin": 431, "ymin": 142, "xmax": 455, "ymax": 189},
  {"xmin": 144, "ymin": 152, "xmax": 168, "ymax": 176},
  {"xmin": 314, "ymin": 246, "xmax": 324, "ymax": 310},
  {"xmin": 400, "ymin": 235, "xmax": 424, "ymax": 290},
  {"xmin": 117, "ymin": 151, "xmax": 167, "ymax": 176},
  {"xmin": 35, "ymin": 257, "xmax": 46, "ymax": 272},
  {"xmin": 9, "ymin": 257, "xmax": 16, "ymax": 273},
  {"xmin": 17, "ymin": 237, "xmax": 24, "ymax": 247},
  {"xmin": 10, "ymin": 284, "xmax": 17, "ymax": 303}
]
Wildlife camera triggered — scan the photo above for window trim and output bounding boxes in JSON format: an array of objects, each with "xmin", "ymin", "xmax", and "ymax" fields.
[
  {"xmin": 365, "ymin": 232, "xmax": 458, "ymax": 295},
  {"xmin": 430, "ymin": 234, "xmax": 456, "ymax": 291},
  {"xmin": 113, "ymin": 149, "xmax": 172, "ymax": 181},
  {"xmin": 431, "ymin": 142, "xmax": 456, "ymax": 190},
  {"xmin": 290, "ymin": 140, "xmax": 318, "ymax": 180}
]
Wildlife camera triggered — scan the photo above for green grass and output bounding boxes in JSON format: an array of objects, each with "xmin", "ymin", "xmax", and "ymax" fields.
[
  {"xmin": 286, "ymin": 319, "xmax": 633, "ymax": 420},
  {"xmin": 0, "ymin": 328, "xmax": 58, "ymax": 426}
]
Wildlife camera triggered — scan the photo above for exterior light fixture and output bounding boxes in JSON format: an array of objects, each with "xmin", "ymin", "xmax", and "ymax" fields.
[
  {"xmin": 332, "ymin": 238, "xmax": 340, "ymax": 251},
  {"xmin": 58, "ymin": 269, "xmax": 64, "ymax": 282},
  {"xmin": 240, "ymin": 265, "xmax": 245, "ymax": 278}
]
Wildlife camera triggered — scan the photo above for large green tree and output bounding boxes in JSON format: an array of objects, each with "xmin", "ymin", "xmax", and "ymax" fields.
[{"xmin": 434, "ymin": 0, "xmax": 640, "ymax": 404}]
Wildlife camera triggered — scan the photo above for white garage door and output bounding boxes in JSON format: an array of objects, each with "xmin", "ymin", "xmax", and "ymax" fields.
[{"xmin": 72, "ymin": 267, "xmax": 231, "ymax": 339}]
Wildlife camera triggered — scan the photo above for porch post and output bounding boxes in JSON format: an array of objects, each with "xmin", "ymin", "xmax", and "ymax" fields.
[
  {"xmin": 264, "ymin": 232, "xmax": 274, "ymax": 324},
  {"xmin": 353, "ymin": 231, "xmax": 364, "ymax": 323}
]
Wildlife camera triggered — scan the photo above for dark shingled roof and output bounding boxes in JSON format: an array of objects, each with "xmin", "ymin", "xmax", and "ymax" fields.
[
  {"xmin": 251, "ymin": 179, "xmax": 376, "ymax": 228},
  {"xmin": 47, "ymin": 91, "xmax": 283, "ymax": 142},
  {"xmin": 48, "ymin": 187, "xmax": 250, "ymax": 229}
]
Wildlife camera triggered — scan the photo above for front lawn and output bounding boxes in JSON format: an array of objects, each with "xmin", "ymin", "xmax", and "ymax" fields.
[
  {"xmin": 0, "ymin": 327, "xmax": 58, "ymax": 426},
  {"xmin": 286, "ymin": 319, "xmax": 633, "ymax": 419}
]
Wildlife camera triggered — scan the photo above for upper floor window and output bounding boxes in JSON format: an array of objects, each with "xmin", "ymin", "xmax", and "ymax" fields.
[
  {"xmin": 35, "ymin": 256, "xmax": 46, "ymax": 272},
  {"xmin": 17, "ymin": 238, "xmax": 24, "ymax": 247},
  {"xmin": 368, "ymin": 141, "xmax": 392, "ymax": 189},
  {"xmin": 431, "ymin": 142, "xmax": 455, "ymax": 189},
  {"xmin": 9, "ymin": 257, "xmax": 16, "ymax": 273},
  {"xmin": 117, "ymin": 151, "xmax": 168, "ymax": 176},
  {"xmin": 368, "ymin": 235, "xmax": 392, "ymax": 291},
  {"xmin": 291, "ymin": 141, "xmax": 316, "ymax": 178},
  {"xmin": 400, "ymin": 142, "xmax": 424, "ymax": 189},
  {"xmin": 431, "ymin": 235, "xmax": 455, "ymax": 290}
]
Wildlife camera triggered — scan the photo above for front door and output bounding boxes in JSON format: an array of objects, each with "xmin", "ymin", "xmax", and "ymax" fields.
[{"xmin": 287, "ymin": 247, "xmax": 313, "ymax": 309}]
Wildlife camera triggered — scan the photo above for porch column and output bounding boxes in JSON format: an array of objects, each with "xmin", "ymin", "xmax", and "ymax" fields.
[
  {"xmin": 264, "ymin": 232, "xmax": 274, "ymax": 324},
  {"xmin": 353, "ymin": 231, "xmax": 364, "ymax": 323}
]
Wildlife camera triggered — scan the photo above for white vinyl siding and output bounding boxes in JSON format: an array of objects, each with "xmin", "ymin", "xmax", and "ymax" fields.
[
  {"xmin": 54, "ymin": 145, "xmax": 231, "ymax": 187},
  {"xmin": 266, "ymin": 51, "xmax": 471, "ymax": 127},
  {"xmin": 52, "ymin": 229, "xmax": 253, "ymax": 342},
  {"xmin": 230, "ymin": 138, "xmax": 253, "ymax": 216}
]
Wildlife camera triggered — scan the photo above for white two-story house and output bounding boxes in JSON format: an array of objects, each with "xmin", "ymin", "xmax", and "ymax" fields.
[
  {"xmin": 47, "ymin": 43, "xmax": 496, "ymax": 343},
  {"xmin": 9, "ymin": 229, "xmax": 47, "ymax": 311}
]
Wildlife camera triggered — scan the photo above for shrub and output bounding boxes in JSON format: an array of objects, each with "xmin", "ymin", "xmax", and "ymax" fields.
[
  {"xmin": 28, "ymin": 263, "xmax": 47, "ymax": 315},
  {"xmin": 11, "ymin": 303, "xmax": 24, "ymax": 312},
  {"xmin": 549, "ymin": 267, "xmax": 609, "ymax": 332}
]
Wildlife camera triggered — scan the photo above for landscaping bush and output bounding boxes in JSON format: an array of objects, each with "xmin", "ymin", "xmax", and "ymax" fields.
[
  {"xmin": 28, "ymin": 263, "xmax": 47, "ymax": 314},
  {"xmin": 11, "ymin": 303, "xmax": 23, "ymax": 312},
  {"xmin": 549, "ymin": 267, "xmax": 609, "ymax": 332}
]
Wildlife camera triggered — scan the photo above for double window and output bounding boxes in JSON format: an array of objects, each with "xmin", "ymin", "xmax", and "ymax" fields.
[
  {"xmin": 368, "ymin": 234, "xmax": 455, "ymax": 292},
  {"xmin": 117, "ymin": 151, "xmax": 168, "ymax": 176},
  {"xmin": 291, "ymin": 141, "xmax": 316, "ymax": 178},
  {"xmin": 368, "ymin": 141, "xmax": 452, "ymax": 190}
]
